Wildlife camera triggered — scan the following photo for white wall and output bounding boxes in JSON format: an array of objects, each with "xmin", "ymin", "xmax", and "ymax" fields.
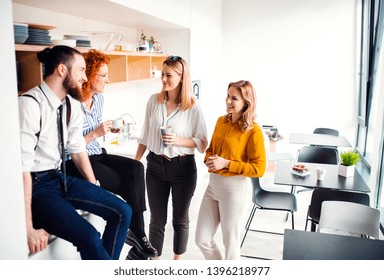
[
  {"xmin": 222, "ymin": 0, "xmax": 359, "ymax": 155},
  {"xmin": 0, "ymin": 0, "xmax": 28, "ymax": 259}
]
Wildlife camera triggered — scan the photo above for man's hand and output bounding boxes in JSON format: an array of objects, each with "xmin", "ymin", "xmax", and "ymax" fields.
[{"xmin": 27, "ymin": 228, "xmax": 49, "ymax": 255}]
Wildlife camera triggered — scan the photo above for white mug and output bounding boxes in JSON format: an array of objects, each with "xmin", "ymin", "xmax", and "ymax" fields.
[
  {"xmin": 316, "ymin": 167, "xmax": 326, "ymax": 180},
  {"xmin": 112, "ymin": 118, "xmax": 124, "ymax": 129}
]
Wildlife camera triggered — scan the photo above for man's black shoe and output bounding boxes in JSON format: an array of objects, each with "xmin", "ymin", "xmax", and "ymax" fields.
[
  {"xmin": 125, "ymin": 231, "xmax": 158, "ymax": 258},
  {"xmin": 125, "ymin": 246, "xmax": 149, "ymax": 260}
]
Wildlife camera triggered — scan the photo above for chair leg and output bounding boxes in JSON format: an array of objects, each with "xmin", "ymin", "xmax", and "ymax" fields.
[
  {"xmin": 291, "ymin": 185, "xmax": 296, "ymax": 193},
  {"xmin": 241, "ymin": 205, "xmax": 256, "ymax": 248},
  {"xmin": 304, "ymin": 209, "xmax": 310, "ymax": 231},
  {"xmin": 291, "ymin": 212, "xmax": 295, "ymax": 230},
  {"xmin": 244, "ymin": 205, "xmax": 256, "ymax": 231},
  {"xmin": 310, "ymin": 221, "xmax": 316, "ymax": 232},
  {"xmin": 284, "ymin": 212, "xmax": 289, "ymax": 222}
]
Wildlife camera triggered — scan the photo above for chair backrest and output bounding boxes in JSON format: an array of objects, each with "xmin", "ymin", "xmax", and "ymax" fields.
[
  {"xmin": 318, "ymin": 200, "xmax": 380, "ymax": 239},
  {"xmin": 297, "ymin": 145, "xmax": 339, "ymax": 164},
  {"xmin": 250, "ymin": 177, "xmax": 263, "ymax": 204},
  {"xmin": 308, "ymin": 188, "xmax": 370, "ymax": 223},
  {"xmin": 313, "ymin": 127, "xmax": 339, "ymax": 136}
]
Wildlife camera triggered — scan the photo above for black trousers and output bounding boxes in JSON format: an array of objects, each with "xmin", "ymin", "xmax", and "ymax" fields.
[
  {"xmin": 145, "ymin": 152, "xmax": 197, "ymax": 256},
  {"xmin": 66, "ymin": 148, "xmax": 147, "ymax": 237}
]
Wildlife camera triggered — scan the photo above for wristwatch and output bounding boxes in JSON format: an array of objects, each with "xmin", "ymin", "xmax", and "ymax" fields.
[{"xmin": 95, "ymin": 180, "xmax": 100, "ymax": 186}]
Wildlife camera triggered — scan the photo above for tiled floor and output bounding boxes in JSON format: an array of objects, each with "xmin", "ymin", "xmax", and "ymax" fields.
[{"xmin": 120, "ymin": 169, "xmax": 313, "ymax": 260}]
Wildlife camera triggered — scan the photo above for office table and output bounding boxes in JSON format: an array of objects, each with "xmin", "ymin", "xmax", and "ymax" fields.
[
  {"xmin": 283, "ymin": 229, "xmax": 384, "ymax": 260},
  {"xmin": 274, "ymin": 162, "xmax": 370, "ymax": 193},
  {"xmin": 289, "ymin": 133, "xmax": 351, "ymax": 147}
]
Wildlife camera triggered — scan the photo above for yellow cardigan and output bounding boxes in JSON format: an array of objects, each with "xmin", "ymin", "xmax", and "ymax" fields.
[{"xmin": 205, "ymin": 115, "xmax": 266, "ymax": 177}]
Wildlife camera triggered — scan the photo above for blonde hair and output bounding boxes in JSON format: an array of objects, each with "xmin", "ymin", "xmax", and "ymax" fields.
[
  {"xmin": 156, "ymin": 56, "xmax": 195, "ymax": 110},
  {"xmin": 227, "ymin": 80, "xmax": 257, "ymax": 131}
]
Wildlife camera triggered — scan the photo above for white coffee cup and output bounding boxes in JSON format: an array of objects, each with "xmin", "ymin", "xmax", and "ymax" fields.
[
  {"xmin": 316, "ymin": 167, "xmax": 326, "ymax": 180},
  {"xmin": 160, "ymin": 125, "xmax": 173, "ymax": 147},
  {"xmin": 112, "ymin": 118, "xmax": 124, "ymax": 129}
]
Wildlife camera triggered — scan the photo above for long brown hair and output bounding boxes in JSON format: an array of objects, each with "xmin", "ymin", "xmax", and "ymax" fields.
[
  {"xmin": 82, "ymin": 49, "xmax": 110, "ymax": 100},
  {"xmin": 227, "ymin": 80, "xmax": 257, "ymax": 131},
  {"xmin": 156, "ymin": 55, "xmax": 195, "ymax": 110}
]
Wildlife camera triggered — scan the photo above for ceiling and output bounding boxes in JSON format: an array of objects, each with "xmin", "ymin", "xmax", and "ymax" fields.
[{"xmin": 12, "ymin": 0, "xmax": 185, "ymax": 31}]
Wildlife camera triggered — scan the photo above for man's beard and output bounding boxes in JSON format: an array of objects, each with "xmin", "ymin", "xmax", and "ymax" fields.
[{"xmin": 63, "ymin": 73, "xmax": 84, "ymax": 102}]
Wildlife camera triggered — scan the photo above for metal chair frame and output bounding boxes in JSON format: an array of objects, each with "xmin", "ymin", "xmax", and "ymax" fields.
[{"xmin": 240, "ymin": 177, "xmax": 297, "ymax": 259}]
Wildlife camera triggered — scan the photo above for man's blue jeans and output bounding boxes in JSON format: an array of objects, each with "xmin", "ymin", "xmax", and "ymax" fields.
[{"xmin": 31, "ymin": 170, "xmax": 132, "ymax": 259}]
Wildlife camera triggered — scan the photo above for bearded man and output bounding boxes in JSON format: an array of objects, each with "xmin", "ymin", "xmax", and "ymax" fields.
[{"xmin": 18, "ymin": 46, "xmax": 131, "ymax": 260}]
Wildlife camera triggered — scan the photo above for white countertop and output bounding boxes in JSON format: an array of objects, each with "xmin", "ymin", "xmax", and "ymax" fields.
[{"xmin": 103, "ymin": 137, "xmax": 139, "ymax": 159}]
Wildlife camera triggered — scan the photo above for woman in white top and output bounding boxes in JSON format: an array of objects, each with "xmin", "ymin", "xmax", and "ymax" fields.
[{"xmin": 135, "ymin": 55, "xmax": 208, "ymax": 260}]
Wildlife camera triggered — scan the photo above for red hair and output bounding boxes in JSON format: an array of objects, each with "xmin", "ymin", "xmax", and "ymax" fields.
[{"xmin": 82, "ymin": 49, "xmax": 110, "ymax": 100}]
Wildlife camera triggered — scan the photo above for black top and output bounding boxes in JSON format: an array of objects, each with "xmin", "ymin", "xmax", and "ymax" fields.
[
  {"xmin": 274, "ymin": 162, "xmax": 370, "ymax": 193},
  {"xmin": 283, "ymin": 229, "xmax": 384, "ymax": 260}
]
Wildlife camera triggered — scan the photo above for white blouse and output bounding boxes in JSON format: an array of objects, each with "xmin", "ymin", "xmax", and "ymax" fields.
[{"xmin": 138, "ymin": 94, "xmax": 208, "ymax": 158}]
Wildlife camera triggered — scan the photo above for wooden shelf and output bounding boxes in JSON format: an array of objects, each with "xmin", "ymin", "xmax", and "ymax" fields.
[{"xmin": 15, "ymin": 44, "xmax": 167, "ymax": 92}]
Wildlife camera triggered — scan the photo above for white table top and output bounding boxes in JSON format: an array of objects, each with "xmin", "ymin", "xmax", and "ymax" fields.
[
  {"xmin": 289, "ymin": 133, "xmax": 351, "ymax": 147},
  {"xmin": 103, "ymin": 138, "xmax": 138, "ymax": 159}
]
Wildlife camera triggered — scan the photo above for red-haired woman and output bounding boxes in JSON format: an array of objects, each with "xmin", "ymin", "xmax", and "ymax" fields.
[{"xmin": 65, "ymin": 49, "xmax": 157, "ymax": 259}]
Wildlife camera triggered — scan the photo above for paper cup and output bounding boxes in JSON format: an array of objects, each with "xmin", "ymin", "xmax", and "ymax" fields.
[{"xmin": 160, "ymin": 125, "xmax": 172, "ymax": 147}]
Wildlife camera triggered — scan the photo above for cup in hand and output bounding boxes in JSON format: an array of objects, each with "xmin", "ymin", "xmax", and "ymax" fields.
[
  {"xmin": 112, "ymin": 118, "xmax": 124, "ymax": 129},
  {"xmin": 160, "ymin": 125, "xmax": 173, "ymax": 147},
  {"xmin": 316, "ymin": 167, "xmax": 326, "ymax": 180}
]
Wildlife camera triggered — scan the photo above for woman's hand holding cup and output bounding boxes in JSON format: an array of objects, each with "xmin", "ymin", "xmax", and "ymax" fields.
[{"xmin": 160, "ymin": 125, "xmax": 173, "ymax": 147}]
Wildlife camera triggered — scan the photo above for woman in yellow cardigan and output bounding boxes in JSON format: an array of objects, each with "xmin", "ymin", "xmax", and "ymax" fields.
[{"xmin": 195, "ymin": 80, "xmax": 266, "ymax": 260}]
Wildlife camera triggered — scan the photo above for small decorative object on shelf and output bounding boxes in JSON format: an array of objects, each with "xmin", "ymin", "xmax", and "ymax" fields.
[
  {"xmin": 137, "ymin": 30, "xmax": 158, "ymax": 53},
  {"xmin": 153, "ymin": 41, "xmax": 162, "ymax": 53},
  {"xmin": 149, "ymin": 36, "xmax": 155, "ymax": 52},
  {"xmin": 338, "ymin": 149, "xmax": 360, "ymax": 177},
  {"xmin": 138, "ymin": 30, "xmax": 149, "ymax": 52}
]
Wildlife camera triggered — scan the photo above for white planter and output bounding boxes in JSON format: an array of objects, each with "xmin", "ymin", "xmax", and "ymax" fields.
[{"xmin": 338, "ymin": 164, "xmax": 355, "ymax": 177}]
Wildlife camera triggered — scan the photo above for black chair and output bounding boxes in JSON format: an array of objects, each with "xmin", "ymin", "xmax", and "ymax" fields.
[
  {"xmin": 240, "ymin": 177, "xmax": 297, "ymax": 259},
  {"xmin": 312, "ymin": 127, "xmax": 340, "ymax": 148},
  {"xmin": 313, "ymin": 127, "xmax": 339, "ymax": 136},
  {"xmin": 293, "ymin": 145, "xmax": 339, "ymax": 195},
  {"xmin": 305, "ymin": 188, "xmax": 370, "ymax": 232},
  {"xmin": 297, "ymin": 145, "xmax": 339, "ymax": 165}
]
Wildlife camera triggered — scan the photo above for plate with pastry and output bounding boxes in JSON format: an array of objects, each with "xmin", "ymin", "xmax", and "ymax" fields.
[{"xmin": 290, "ymin": 163, "xmax": 310, "ymax": 177}]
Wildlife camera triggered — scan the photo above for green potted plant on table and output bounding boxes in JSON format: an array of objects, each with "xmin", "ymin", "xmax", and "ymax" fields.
[{"xmin": 338, "ymin": 149, "xmax": 360, "ymax": 177}]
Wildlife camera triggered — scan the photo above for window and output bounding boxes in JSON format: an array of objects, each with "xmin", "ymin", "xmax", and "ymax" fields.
[
  {"xmin": 356, "ymin": 0, "xmax": 384, "ymax": 208},
  {"xmin": 356, "ymin": 0, "xmax": 382, "ymax": 166}
]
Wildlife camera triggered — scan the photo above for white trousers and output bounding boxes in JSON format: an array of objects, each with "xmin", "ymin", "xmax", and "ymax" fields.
[{"xmin": 195, "ymin": 173, "xmax": 248, "ymax": 260}]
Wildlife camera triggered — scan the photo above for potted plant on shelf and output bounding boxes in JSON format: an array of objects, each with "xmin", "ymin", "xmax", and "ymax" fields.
[{"xmin": 338, "ymin": 149, "xmax": 360, "ymax": 177}]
